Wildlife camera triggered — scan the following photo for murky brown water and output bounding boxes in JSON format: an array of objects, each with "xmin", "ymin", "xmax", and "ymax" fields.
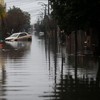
[{"xmin": 0, "ymin": 32, "xmax": 100, "ymax": 100}]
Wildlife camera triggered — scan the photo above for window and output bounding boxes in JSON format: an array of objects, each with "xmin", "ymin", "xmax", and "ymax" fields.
[{"xmin": 19, "ymin": 33, "xmax": 27, "ymax": 37}]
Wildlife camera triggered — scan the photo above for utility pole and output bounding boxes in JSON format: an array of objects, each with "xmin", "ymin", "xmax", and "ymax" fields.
[
  {"xmin": 44, "ymin": 5, "xmax": 47, "ymax": 16},
  {"xmin": 38, "ymin": 2, "xmax": 47, "ymax": 16},
  {"xmin": 48, "ymin": 0, "xmax": 50, "ymax": 15}
]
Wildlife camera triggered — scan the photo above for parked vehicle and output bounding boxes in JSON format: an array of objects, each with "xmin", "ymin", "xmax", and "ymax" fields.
[
  {"xmin": 39, "ymin": 32, "xmax": 44, "ymax": 37},
  {"xmin": 5, "ymin": 32, "xmax": 32, "ymax": 41}
]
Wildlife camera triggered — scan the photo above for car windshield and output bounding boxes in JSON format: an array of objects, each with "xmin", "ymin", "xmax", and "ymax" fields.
[{"xmin": 10, "ymin": 33, "xmax": 19, "ymax": 37}]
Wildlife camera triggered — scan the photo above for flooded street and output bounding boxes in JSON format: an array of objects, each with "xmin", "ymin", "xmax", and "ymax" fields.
[
  {"xmin": 0, "ymin": 33, "xmax": 53, "ymax": 100},
  {"xmin": 0, "ymin": 0, "xmax": 99, "ymax": 100},
  {"xmin": 0, "ymin": 33, "xmax": 100, "ymax": 100}
]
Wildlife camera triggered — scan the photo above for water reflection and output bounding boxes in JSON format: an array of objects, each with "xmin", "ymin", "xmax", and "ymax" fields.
[
  {"xmin": 41, "ymin": 36, "xmax": 100, "ymax": 100},
  {"xmin": 0, "ymin": 55, "xmax": 6, "ymax": 100},
  {"xmin": 1, "ymin": 41, "xmax": 31, "ymax": 59},
  {"xmin": 0, "ymin": 41, "xmax": 31, "ymax": 100},
  {"xmin": 0, "ymin": 34, "xmax": 100, "ymax": 100}
]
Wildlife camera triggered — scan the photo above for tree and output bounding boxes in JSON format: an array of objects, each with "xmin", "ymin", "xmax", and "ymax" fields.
[
  {"xmin": 6, "ymin": 6, "xmax": 31, "ymax": 34},
  {"xmin": 0, "ymin": 4, "xmax": 6, "ymax": 40},
  {"xmin": 50, "ymin": 0, "xmax": 100, "ymax": 55},
  {"xmin": 50, "ymin": 0, "xmax": 100, "ymax": 33}
]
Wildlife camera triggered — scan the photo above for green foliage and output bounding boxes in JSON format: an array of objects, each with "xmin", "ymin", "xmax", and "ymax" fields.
[
  {"xmin": 0, "ymin": 4, "xmax": 6, "ymax": 19},
  {"xmin": 0, "ymin": 5, "xmax": 3, "ymax": 13},
  {"xmin": 0, "ymin": 5, "xmax": 5, "ymax": 31},
  {"xmin": 50, "ymin": 0, "xmax": 100, "ymax": 33},
  {"xmin": 0, "ymin": 4, "xmax": 6, "ymax": 40},
  {"xmin": 6, "ymin": 6, "xmax": 31, "ymax": 33}
]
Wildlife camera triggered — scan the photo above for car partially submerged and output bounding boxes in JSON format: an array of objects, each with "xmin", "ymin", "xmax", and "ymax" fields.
[{"xmin": 5, "ymin": 32, "xmax": 32, "ymax": 41}]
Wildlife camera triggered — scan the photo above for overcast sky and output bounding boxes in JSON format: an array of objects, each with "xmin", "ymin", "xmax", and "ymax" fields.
[{"xmin": 5, "ymin": 0, "xmax": 48, "ymax": 24}]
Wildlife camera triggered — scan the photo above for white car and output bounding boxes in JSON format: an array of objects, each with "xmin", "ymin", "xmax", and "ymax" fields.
[
  {"xmin": 39, "ymin": 32, "xmax": 44, "ymax": 36},
  {"xmin": 5, "ymin": 32, "xmax": 32, "ymax": 41}
]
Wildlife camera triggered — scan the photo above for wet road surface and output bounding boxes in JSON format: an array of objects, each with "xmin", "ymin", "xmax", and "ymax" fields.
[{"xmin": 0, "ymin": 32, "xmax": 100, "ymax": 100}]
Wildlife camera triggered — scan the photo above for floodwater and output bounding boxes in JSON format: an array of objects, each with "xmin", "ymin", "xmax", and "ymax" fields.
[{"xmin": 0, "ymin": 33, "xmax": 100, "ymax": 100}]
